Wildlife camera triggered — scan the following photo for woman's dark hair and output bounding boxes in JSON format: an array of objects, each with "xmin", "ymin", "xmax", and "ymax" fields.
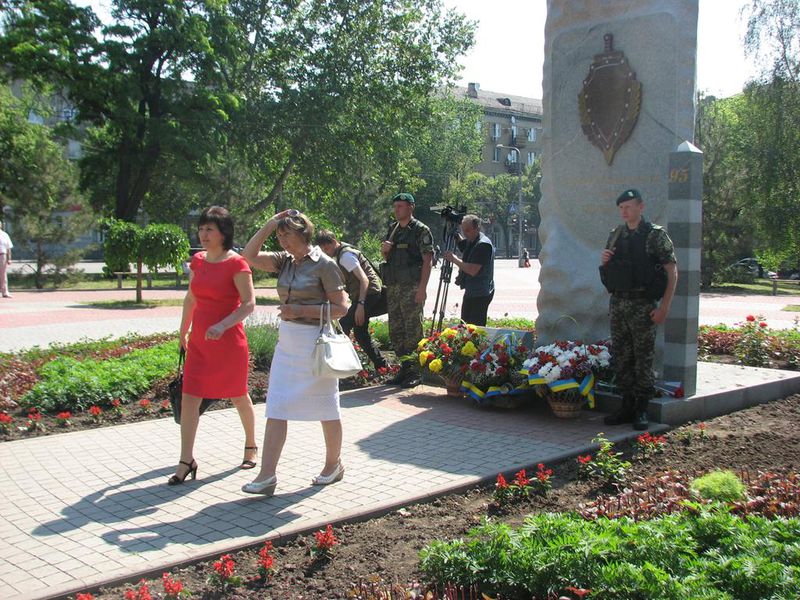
[{"xmin": 198, "ymin": 206, "xmax": 234, "ymax": 250}]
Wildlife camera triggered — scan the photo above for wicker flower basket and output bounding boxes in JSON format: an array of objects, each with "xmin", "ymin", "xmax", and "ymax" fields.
[
  {"xmin": 443, "ymin": 375, "xmax": 465, "ymax": 397},
  {"xmin": 546, "ymin": 388, "xmax": 584, "ymax": 419}
]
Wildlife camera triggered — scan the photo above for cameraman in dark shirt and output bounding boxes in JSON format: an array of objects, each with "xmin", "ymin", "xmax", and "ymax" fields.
[{"xmin": 444, "ymin": 214, "xmax": 495, "ymax": 326}]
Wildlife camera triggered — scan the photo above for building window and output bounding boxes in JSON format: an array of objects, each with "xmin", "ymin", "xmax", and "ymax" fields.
[
  {"xmin": 507, "ymin": 150, "xmax": 517, "ymax": 163},
  {"xmin": 491, "ymin": 123, "xmax": 501, "ymax": 140},
  {"xmin": 527, "ymin": 128, "xmax": 537, "ymax": 142},
  {"xmin": 527, "ymin": 152, "xmax": 535, "ymax": 166},
  {"xmin": 511, "ymin": 124, "xmax": 517, "ymax": 140},
  {"xmin": 492, "ymin": 146, "xmax": 501, "ymax": 162},
  {"xmin": 28, "ymin": 110, "xmax": 45, "ymax": 125},
  {"xmin": 67, "ymin": 139, "xmax": 82, "ymax": 160}
]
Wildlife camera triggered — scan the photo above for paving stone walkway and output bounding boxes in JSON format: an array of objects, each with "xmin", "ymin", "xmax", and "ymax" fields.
[{"xmin": 0, "ymin": 384, "xmax": 648, "ymax": 600}]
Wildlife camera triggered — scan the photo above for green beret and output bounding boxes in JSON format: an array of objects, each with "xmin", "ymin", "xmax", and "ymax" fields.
[
  {"xmin": 616, "ymin": 189, "xmax": 642, "ymax": 205},
  {"xmin": 391, "ymin": 192, "xmax": 415, "ymax": 204}
]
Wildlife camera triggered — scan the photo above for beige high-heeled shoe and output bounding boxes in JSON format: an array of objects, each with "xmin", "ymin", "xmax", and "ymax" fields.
[
  {"xmin": 242, "ymin": 475, "xmax": 277, "ymax": 496},
  {"xmin": 312, "ymin": 462, "xmax": 345, "ymax": 485}
]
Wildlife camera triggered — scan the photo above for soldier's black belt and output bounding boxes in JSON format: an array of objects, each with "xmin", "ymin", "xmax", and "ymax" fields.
[{"xmin": 613, "ymin": 290, "xmax": 650, "ymax": 300}]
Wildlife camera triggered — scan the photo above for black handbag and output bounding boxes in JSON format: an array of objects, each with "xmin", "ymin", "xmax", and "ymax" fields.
[{"xmin": 168, "ymin": 348, "xmax": 216, "ymax": 424}]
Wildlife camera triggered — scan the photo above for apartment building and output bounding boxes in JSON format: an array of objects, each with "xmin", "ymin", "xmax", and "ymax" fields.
[{"xmin": 456, "ymin": 82, "xmax": 543, "ymax": 177}]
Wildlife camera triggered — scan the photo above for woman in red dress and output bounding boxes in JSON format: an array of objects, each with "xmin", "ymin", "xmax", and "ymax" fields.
[{"xmin": 169, "ymin": 206, "xmax": 257, "ymax": 485}]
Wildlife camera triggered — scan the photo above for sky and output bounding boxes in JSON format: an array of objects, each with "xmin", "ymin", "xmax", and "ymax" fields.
[
  {"xmin": 446, "ymin": 0, "xmax": 759, "ymax": 99},
  {"xmin": 81, "ymin": 0, "xmax": 758, "ymax": 100}
]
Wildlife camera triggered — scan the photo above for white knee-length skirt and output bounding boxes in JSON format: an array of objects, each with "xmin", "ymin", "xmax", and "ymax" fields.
[{"xmin": 265, "ymin": 320, "xmax": 341, "ymax": 421}]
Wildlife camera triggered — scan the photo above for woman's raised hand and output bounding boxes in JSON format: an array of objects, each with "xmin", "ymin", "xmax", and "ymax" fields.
[{"xmin": 273, "ymin": 209, "xmax": 296, "ymax": 221}]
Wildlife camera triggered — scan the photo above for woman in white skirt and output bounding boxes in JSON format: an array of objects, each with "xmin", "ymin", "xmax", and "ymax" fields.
[{"xmin": 241, "ymin": 210, "xmax": 349, "ymax": 496}]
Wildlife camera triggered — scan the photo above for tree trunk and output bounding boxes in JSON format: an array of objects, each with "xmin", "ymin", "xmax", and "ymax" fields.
[{"xmin": 136, "ymin": 259, "xmax": 143, "ymax": 304}]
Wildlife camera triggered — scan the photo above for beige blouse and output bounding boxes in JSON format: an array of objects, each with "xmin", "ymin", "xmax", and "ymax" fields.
[{"xmin": 268, "ymin": 246, "xmax": 345, "ymax": 325}]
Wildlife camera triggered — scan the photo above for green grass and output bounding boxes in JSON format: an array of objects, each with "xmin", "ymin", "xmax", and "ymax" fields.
[
  {"xmin": 79, "ymin": 299, "xmax": 184, "ymax": 309},
  {"xmin": 783, "ymin": 305, "xmax": 800, "ymax": 312},
  {"xmin": 8, "ymin": 271, "xmax": 277, "ymax": 290},
  {"xmin": 707, "ymin": 279, "xmax": 800, "ymax": 296},
  {"xmin": 0, "ymin": 332, "xmax": 176, "ymax": 363},
  {"xmin": 79, "ymin": 295, "xmax": 279, "ymax": 309}
]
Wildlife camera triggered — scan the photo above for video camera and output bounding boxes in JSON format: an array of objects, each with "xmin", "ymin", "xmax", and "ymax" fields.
[{"xmin": 430, "ymin": 204, "xmax": 467, "ymax": 225}]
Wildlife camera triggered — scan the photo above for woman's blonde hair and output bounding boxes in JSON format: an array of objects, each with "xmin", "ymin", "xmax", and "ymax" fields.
[{"xmin": 277, "ymin": 212, "xmax": 314, "ymax": 244}]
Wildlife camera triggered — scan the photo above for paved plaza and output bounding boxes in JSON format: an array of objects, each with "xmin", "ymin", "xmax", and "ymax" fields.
[
  {"xmin": 1, "ymin": 261, "xmax": 799, "ymax": 599},
  {"xmin": 2, "ymin": 259, "xmax": 799, "ymax": 353}
]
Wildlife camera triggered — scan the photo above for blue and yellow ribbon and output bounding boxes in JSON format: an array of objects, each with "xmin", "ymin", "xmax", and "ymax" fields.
[
  {"xmin": 522, "ymin": 371, "xmax": 597, "ymax": 409},
  {"xmin": 578, "ymin": 373, "xmax": 596, "ymax": 408}
]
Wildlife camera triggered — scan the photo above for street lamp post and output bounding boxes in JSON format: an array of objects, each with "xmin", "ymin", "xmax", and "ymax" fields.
[{"xmin": 496, "ymin": 144, "xmax": 523, "ymax": 263}]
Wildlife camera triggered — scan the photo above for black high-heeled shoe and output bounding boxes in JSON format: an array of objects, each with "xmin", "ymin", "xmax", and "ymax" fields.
[
  {"xmin": 240, "ymin": 446, "xmax": 258, "ymax": 470},
  {"xmin": 168, "ymin": 459, "xmax": 197, "ymax": 485}
]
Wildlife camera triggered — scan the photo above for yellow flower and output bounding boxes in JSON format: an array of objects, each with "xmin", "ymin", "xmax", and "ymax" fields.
[
  {"xmin": 417, "ymin": 337, "xmax": 429, "ymax": 350},
  {"xmin": 419, "ymin": 351, "xmax": 433, "ymax": 366},
  {"xmin": 428, "ymin": 358, "xmax": 443, "ymax": 373},
  {"xmin": 441, "ymin": 328, "xmax": 457, "ymax": 338},
  {"xmin": 460, "ymin": 341, "xmax": 478, "ymax": 357}
]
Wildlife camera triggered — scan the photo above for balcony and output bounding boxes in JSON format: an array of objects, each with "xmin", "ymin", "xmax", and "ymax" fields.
[
  {"xmin": 509, "ymin": 135, "xmax": 526, "ymax": 148},
  {"xmin": 504, "ymin": 159, "xmax": 522, "ymax": 175}
]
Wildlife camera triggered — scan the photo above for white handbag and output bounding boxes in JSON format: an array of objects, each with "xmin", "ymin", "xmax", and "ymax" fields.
[{"xmin": 311, "ymin": 302, "xmax": 363, "ymax": 378}]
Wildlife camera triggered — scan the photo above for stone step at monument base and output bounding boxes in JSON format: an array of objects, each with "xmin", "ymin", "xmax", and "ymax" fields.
[{"xmin": 596, "ymin": 361, "xmax": 800, "ymax": 426}]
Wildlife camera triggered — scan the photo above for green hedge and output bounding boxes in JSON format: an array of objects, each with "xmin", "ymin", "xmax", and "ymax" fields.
[
  {"xmin": 22, "ymin": 341, "xmax": 179, "ymax": 412},
  {"xmin": 420, "ymin": 508, "xmax": 800, "ymax": 599}
]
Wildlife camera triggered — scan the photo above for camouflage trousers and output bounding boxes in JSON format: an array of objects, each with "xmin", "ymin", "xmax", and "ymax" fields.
[
  {"xmin": 386, "ymin": 284, "xmax": 424, "ymax": 364},
  {"xmin": 609, "ymin": 295, "xmax": 657, "ymax": 400}
]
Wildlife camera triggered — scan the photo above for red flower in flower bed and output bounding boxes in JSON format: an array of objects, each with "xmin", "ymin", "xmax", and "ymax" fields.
[
  {"xmin": 312, "ymin": 524, "xmax": 338, "ymax": 558},
  {"xmin": 0, "ymin": 412, "xmax": 12, "ymax": 433},
  {"xmin": 161, "ymin": 572, "xmax": 184, "ymax": 599}
]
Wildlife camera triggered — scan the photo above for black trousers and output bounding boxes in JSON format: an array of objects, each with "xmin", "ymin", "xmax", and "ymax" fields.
[
  {"xmin": 340, "ymin": 290, "xmax": 388, "ymax": 369},
  {"xmin": 460, "ymin": 291, "xmax": 494, "ymax": 326}
]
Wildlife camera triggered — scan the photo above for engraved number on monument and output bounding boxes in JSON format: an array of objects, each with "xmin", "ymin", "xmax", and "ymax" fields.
[
  {"xmin": 578, "ymin": 33, "xmax": 642, "ymax": 165},
  {"xmin": 670, "ymin": 168, "xmax": 689, "ymax": 183}
]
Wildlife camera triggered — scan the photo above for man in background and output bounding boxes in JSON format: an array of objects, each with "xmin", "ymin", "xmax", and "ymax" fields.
[
  {"xmin": 443, "ymin": 214, "xmax": 495, "ymax": 326},
  {"xmin": 380, "ymin": 192, "xmax": 434, "ymax": 388},
  {"xmin": 0, "ymin": 222, "xmax": 13, "ymax": 298},
  {"xmin": 315, "ymin": 229, "xmax": 388, "ymax": 371}
]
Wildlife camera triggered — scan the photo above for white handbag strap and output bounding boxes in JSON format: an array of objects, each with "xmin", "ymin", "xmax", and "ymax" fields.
[{"xmin": 318, "ymin": 302, "xmax": 335, "ymax": 334}]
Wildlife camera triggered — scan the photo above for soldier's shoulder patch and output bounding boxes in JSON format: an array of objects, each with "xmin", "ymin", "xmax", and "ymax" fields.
[{"xmin": 421, "ymin": 230, "xmax": 434, "ymax": 246}]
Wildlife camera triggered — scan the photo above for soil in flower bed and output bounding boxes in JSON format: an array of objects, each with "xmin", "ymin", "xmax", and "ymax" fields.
[{"xmin": 81, "ymin": 393, "xmax": 800, "ymax": 600}]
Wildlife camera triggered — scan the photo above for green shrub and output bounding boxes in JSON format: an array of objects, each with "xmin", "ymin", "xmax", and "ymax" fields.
[
  {"xmin": 245, "ymin": 317, "xmax": 280, "ymax": 369},
  {"xmin": 369, "ymin": 319, "xmax": 390, "ymax": 349},
  {"xmin": 21, "ymin": 341, "xmax": 179, "ymax": 412},
  {"xmin": 690, "ymin": 470, "xmax": 746, "ymax": 502},
  {"xmin": 419, "ymin": 508, "xmax": 800, "ymax": 599},
  {"xmin": 486, "ymin": 316, "xmax": 536, "ymax": 332}
]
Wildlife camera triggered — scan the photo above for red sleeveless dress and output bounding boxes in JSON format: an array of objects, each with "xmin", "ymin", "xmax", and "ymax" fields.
[{"xmin": 183, "ymin": 252, "xmax": 251, "ymax": 398}]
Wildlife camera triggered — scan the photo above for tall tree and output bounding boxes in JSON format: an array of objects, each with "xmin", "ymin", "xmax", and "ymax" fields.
[
  {"xmin": 0, "ymin": 0, "xmax": 238, "ymax": 220},
  {"xmin": 694, "ymin": 93, "xmax": 752, "ymax": 286},
  {"xmin": 741, "ymin": 0, "xmax": 800, "ymax": 269},
  {"xmin": 0, "ymin": 84, "xmax": 92, "ymax": 287},
  {"xmin": 219, "ymin": 0, "xmax": 475, "ymax": 218}
]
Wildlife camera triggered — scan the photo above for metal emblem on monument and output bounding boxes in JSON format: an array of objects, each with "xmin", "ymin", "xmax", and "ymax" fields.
[{"xmin": 578, "ymin": 34, "xmax": 642, "ymax": 165}]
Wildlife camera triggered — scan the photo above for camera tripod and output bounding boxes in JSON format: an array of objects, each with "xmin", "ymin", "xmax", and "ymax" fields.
[{"xmin": 429, "ymin": 218, "xmax": 462, "ymax": 336}]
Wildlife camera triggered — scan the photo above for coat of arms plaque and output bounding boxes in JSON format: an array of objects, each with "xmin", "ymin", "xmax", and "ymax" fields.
[{"xmin": 578, "ymin": 34, "xmax": 641, "ymax": 165}]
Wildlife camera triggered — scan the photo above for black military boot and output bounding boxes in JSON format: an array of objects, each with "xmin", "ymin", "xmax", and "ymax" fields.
[
  {"xmin": 387, "ymin": 363, "xmax": 409, "ymax": 386},
  {"xmin": 633, "ymin": 397, "xmax": 650, "ymax": 430},
  {"xmin": 400, "ymin": 361, "xmax": 421, "ymax": 388},
  {"xmin": 603, "ymin": 394, "xmax": 635, "ymax": 426}
]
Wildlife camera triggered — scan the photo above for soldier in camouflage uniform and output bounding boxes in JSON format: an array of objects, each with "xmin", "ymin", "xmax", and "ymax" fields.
[
  {"xmin": 380, "ymin": 192, "xmax": 434, "ymax": 388},
  {"xmin": 600, "ymin": 189, "xmax": 678, "ymax": 430}
]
